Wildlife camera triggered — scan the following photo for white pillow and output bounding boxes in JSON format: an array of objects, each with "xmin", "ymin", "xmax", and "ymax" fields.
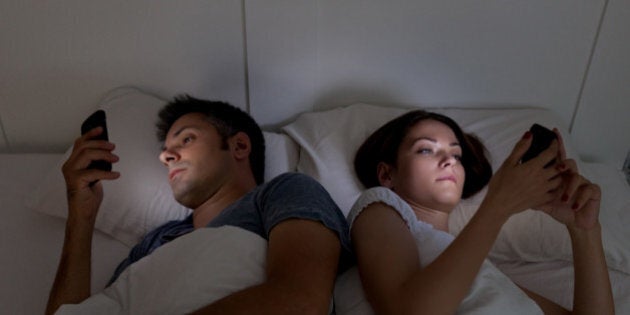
[
  {"xmin": 28, "ymin": 88, "xmax": 299, "ymax": 247},
  {"xmin": 57, "ymin": 226, "xmax": 267, "ymax": 314},
  {"xmin": 283, "ymin": 104, "xmax": 408, "ymax": 214},
  {"xmin": 282, "ymin": 103, "xmax": 630, "ymax": 274}
]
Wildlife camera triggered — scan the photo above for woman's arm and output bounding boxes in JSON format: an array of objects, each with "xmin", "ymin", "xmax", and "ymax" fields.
[
  {"xmin": 352, "ymin": 201, "xmax": 509, "ymax": 315},
  {"xmin": 352, "ymin": 191, "xmax": 545, "ymax": 315},
  {"xmin": 536, "ymin": 172, "xmax": 613, "ymax": 314},
  {"xmin": 525, "ymin": 180, "xmax": 613, "ymax": 315},
  {"xmin": 533, "ymin": 130, "xmax": 614, "ymax": 314},
  {"xmin": 569, "ymin": 222, "xmax": 614, "ymax": 314}
]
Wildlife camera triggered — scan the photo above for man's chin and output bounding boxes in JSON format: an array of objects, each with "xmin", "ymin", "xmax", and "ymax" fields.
[
  {"xmin": 172, "ymin": 188, "xmax": 192, "ymax": 207},
  {"xmin": 174, "ymin": 196, "xmax": 198, "ymax": 209}
]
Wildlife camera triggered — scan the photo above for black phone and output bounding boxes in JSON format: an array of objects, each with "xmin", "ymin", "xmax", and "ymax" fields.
[
  {"xmin": 521, "ymin": 123, "xmax": 557, "ymax": 167},
  {"xmin": 80, "ymin": 109, "xmax": 112, "ymax": 172}
]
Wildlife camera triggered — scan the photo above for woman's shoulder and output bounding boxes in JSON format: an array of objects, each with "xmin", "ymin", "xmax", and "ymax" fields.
[{"xmin": 347, "ymin": 187, "xmax": 419, "ymax": 231}]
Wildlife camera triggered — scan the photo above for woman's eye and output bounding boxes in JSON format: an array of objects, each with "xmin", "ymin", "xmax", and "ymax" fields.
[
  {"xmin": 417, "ymin": 148, "xmax": 432, "ymax": 155},
  {"xmin": 183, "ymin": 136, "xmax": 193, "ymax": 144},
  {"xmin": 453, "ymin": 154, "xmax": 463, "ymax": 161}
]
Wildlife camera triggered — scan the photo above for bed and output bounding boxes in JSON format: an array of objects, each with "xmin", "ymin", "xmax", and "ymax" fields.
[{"xmin": 2, "ymin": 89, "xmax": 629, "ymax": 314}]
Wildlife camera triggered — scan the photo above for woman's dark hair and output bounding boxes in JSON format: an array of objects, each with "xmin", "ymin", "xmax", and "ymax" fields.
[
  {"xmin": 156, "ymin": 95, "xmax": 265, "ymax": 185},
  {"xmin": 354, "ymin": 110, "xmax": 492, "ymax": 199}
]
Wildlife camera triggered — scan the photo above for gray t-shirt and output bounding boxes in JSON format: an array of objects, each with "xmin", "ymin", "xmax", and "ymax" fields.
[{"xmin": 109, "ymin": 172, "xmax": 353, "ymax": 285}]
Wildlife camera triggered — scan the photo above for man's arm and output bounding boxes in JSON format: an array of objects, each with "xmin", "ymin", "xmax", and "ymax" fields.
[
  {"xmin": 45, "ymin": 212, "xmax": 96, "ymax": 315},
  {"xmin": 192, "ymin": 219, "xmax": 341, "ymax": 315},
  {"xmin": 45, "ymin": 128, "xmax": 119, "ymax": 315}
]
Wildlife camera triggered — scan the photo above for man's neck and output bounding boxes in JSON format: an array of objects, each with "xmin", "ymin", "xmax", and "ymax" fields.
[{"xmin": 191, "ymin": 179, "xmax": 256, "ymax": 229}]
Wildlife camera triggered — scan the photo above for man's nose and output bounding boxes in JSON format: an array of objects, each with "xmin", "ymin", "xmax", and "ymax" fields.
[{"xmin": 159, "ymin": 148, "xmax": 180, "ymax": 166}]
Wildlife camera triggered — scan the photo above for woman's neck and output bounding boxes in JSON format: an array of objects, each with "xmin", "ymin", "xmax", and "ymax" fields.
[{"xmin": 408, "ymin": 204, "xmax": 451, "ymax": 232}]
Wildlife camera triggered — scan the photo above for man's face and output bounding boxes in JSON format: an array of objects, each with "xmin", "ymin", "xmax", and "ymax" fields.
[{"xmin": 159, "ymin": 113, "xmax": 234, "ymax": 209}]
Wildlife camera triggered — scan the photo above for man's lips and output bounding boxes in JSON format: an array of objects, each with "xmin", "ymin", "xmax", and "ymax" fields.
[{"xmin": 169, "ymin": 168, "xmax": 185, "ymax": 181}]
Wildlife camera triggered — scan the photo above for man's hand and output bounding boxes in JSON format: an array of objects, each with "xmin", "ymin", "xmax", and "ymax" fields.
[{"xmin": 62, "ymin": 126, "xmax": 120, "ymax": 223}]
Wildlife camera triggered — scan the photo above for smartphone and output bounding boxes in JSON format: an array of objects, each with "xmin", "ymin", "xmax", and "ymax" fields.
[
  {"xmin": 80, "ymin": 109, "xmax": 113, "ymax": 172},
  {"xmin": 521, "ymin": 123, "xmax": 557, "ymax": 167}
]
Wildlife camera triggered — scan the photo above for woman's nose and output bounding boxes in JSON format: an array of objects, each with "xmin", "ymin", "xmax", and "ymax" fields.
[{"xmin": 439, "ymin": 152, "xmax": 457, "ymax": 167}]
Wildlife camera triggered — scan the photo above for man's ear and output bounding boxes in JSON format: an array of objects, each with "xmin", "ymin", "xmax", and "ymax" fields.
[
  {"xmin": 229, "ymin": 132, "xmax": 251, "ymax": 160},
  {"xmin": 377, "ymin": 162, "xmax": 395, "ymax": 189}
]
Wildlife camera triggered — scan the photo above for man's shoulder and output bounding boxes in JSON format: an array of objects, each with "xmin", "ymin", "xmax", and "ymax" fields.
[
  {"xmin": 255, "ymin": 172, "xmax": 330, "ymax": 202},
  {"xmin": 263, "ymin": 172, "xmax": 319, "ymax": 188}
]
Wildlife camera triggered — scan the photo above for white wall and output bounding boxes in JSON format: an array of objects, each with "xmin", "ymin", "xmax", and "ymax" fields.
[
  {"xmin": 0, "ymin": 119, "xmax": 6, "ymax": 150},
  {"xmin": 1, "ymin": 0, "xmax": 628, "ymax": 166},
  {"xmin": 0, "ymin": 0, "xmax": 246, "ymax": 152},
  {"xmin": 247, "ymin": 0, "xmax": 604, "ymax": 129},
  {"xmin": 572, "ymin": 0, "xmax": 630, "ymax": 168}
]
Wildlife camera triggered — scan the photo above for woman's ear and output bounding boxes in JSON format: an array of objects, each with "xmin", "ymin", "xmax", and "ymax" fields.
[
  {"xmin": 229, "ymin": 132, "xmax": 251, "ymax": 160},
  {"xmin": 377, "ymin": 162, "xmax": 395, "ymax": 188}
]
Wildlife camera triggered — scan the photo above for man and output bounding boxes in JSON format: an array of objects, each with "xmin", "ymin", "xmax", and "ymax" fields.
[{"xmin": 46, "ymin": 95, "xmax": 352, "ymax": 314}]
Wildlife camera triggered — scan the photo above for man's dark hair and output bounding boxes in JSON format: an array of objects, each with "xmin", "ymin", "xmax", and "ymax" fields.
[
  {"xmin": 156, "ymin": 95, "xmax": 265, "ymax": 185},
  {"xmin": 354, "ymin": 110, "xmax": 492, "ymax": 199}
]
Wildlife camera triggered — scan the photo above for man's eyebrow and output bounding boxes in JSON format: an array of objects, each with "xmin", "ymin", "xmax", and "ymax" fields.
[
  {"xmin": 161, "ymin": 125, "xmax": 201, "ymax": 151},
  {"xmin": 172, "ymin": 125, "xmax": 199, "ymax": 137}
]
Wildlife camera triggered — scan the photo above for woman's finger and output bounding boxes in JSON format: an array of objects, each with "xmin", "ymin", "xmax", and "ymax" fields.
[
  {"xmin": 560, "ymin": 173, "xmax": 583, "ymax": 204},
  {"xmin": 530, "ymin": 139, "xmax": 559, "ymax": 169},
  {"xmin": 505, "ymin": 131, "xmax": 534, "ymax": 166},
  {"xmin": 571, "ymin": 183, "xmax": 601, "ymax": 211}
]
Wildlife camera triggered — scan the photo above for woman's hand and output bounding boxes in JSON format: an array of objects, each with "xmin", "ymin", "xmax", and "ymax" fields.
[
  {"xmin": 482, "ymin": 131, "xmax": 564, "ymax": 219},
  {"xmin": 535, "ymin": 129, "xmax": 602, "ymax": 231},
  {"xmin": 538, "ymin": 168, "xmax": 602, "ymax": 231},
  {"xmin": 62, "ymin": 127, "xmax": 120, "ymax": 223}
]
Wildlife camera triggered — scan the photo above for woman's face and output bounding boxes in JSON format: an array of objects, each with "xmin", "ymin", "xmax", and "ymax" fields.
[{"xmin": 383, "ymin": 119, "xmax": 465, "ymax": 212}]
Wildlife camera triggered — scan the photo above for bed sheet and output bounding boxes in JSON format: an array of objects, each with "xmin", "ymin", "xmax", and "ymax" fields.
[
  {"xmin": 496, "ymin": 260, "xmax": 630, "ymax": 313},
  {"xmin": 0, "ymin": 154, "xmax": 129, "ymax": 314}
]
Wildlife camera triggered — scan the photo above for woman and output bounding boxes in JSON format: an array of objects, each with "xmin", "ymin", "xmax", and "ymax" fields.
[{"xmin": 349, "ymin": 110, "xmax": 613, "ymax": 314}]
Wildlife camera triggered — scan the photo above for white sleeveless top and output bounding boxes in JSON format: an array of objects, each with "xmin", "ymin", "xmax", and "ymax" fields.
[{"xmin": 334, "ymin": 187, "xmax": 543, "ymax": 315}]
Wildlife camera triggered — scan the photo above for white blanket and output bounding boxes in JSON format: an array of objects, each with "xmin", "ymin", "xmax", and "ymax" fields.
[{"xmin": 57, "ymin": 226, "xmax": 267, "ymax": 315}]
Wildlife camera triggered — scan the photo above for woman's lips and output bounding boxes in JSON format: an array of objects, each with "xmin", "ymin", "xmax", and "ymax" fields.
[{"xmin": 436, "ymin": 175, "xmax": 457, "ymax": 183}]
